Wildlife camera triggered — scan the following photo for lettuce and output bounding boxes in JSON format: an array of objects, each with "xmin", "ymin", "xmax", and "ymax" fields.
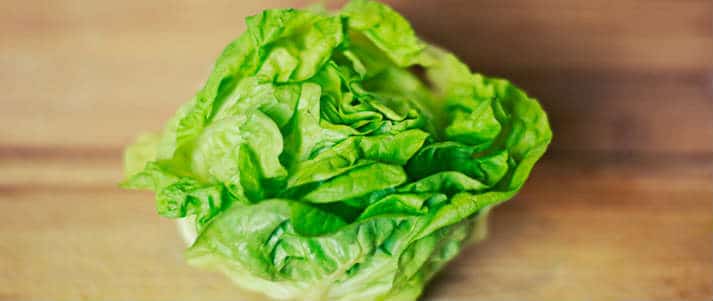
[{"xmin": 121, "ymin": 1, "xmax": 552, "ymax": 300}]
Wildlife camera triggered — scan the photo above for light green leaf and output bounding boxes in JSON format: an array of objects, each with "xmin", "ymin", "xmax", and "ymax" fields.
[
  {"xmin": 121, "ymin": 1, "xmax": 552, "ymax": 300},
  {"xmin": 342, "ymin": 0, "xmax": 426, "ymax": 67},
  {"xmin": 302, "ymin": 163, "xmax": 407, "ymax": 203}
]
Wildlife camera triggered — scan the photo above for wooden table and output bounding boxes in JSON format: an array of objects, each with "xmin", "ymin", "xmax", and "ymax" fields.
[{"xmin": 1, "ymin": 1, "xmax": 711, "ymax": 300}]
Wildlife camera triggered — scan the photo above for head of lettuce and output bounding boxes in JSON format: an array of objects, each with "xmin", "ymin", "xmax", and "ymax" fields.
[{"xmin": 121, "ymin": 0, "xmax": 552, "ymax": 300}]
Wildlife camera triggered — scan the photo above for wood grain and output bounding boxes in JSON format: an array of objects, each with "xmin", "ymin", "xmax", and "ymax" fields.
[
  {"xmin": 1, "ymin": 0, "xmax": 711, "ymax": 153},
  {"xmin": 427, "ymin": 154, "xmax": 713, "ymax": 300},
  {"xmin": 0, "ymin": 154, "xmax": 710, "ymax": 300},
  {"xmin": 0, "ymin": 0, "xmax": 711, "ymax": 300},
  {"xmin": 393, "ymin": 0, "xmax": 713, "ymax": 75}
]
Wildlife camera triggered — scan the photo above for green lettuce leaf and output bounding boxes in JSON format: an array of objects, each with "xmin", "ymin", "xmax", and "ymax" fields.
[{"xmin": 122, "ymin": 1, "xmax": 552, "ymax": 300}]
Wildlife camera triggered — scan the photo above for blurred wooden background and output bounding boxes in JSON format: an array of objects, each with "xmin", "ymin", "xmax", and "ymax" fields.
[{"xmin": 1, "ymin": 0, "xmax": 711, "ymax": 300}]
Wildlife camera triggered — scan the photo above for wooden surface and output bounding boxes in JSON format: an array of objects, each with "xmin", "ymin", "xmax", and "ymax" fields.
[
  {"xmin": 1, "ymin": 154, "xmax": 710, "ymax": 300},
  {"xmin": 1, "ymin": 0, "xmax": 712, "ymax": 300}
]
